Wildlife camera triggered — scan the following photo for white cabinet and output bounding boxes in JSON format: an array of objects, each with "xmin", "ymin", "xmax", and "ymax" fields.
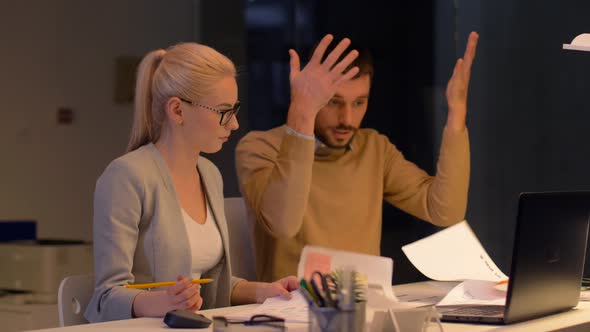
[{"xmin": 0, "ymin": 303, "xmax": 58, "ymax": 332}]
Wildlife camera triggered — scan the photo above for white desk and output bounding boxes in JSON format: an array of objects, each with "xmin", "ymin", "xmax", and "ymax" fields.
[
  {"xmin": 29, "ymin": 281, "xmax": 590, "ymax": 332},
  {"xmin": 395, "ymin": 281, "xmax": 590, "ymax": 332},
  {"xmin": 28, "ymin": 303, "xmax": 308, "ymax": 332}
]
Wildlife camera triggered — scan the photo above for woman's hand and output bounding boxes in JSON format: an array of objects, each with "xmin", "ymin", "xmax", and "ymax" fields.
[
  {"xmin": 164, "ymin": 275, "xmax": 203, "ymax": 311},
  {"xmin": 255, "ymin": 276, "xmax": 300, "ymax": 303},
  {"xmin": 132, "ymin": 275, "xmax": 203, "ymax": 317},
  {"xmin": 231, "ymin": 276, "xmax": 300, "ymax": 305}
]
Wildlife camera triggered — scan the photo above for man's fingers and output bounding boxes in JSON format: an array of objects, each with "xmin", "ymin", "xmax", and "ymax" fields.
[
  {"xmin": 453, "ymin": 58, "xmax": 463, "ymax": 78},
  {"xmin": 462, "ymin": 32, "xmax": 479, "ymax": 70},
  {"xmin": 330, "ymin": 49, "xmax": 359, "ymax": 75},
  {"xmin": 322, "ymin": 38, "xmax": 352, "ymax": 69},
  {"xmin": 289, "ymin": 49, "xmax": 301, "ymax": 79},
  {"xmin": 334, "ymin": 66, "xmax": 360, "ymax": 86},
  {"xmin": 309, "ymin": 34, "xmax": 334, "ymax": 65}
]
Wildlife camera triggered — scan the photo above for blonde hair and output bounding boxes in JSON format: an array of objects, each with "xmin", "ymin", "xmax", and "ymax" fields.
[{"xmin": 127, "ymin": 43, "xmax": 236, "ymax": 152}]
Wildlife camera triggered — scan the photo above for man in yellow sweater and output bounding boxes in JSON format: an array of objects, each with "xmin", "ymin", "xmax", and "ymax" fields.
[{"xmin": 236, "ymin": 33, "xmax": 479, "ymax": 282}]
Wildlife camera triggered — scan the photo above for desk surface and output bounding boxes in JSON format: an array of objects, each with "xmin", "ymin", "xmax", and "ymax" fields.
[
  {"xmin": 31, "ymin": 281, "xmax": 590, "ymax": 332},
  {"xmin": 396, "ymin": 281, "xmax": 590, "ymax": 332}
]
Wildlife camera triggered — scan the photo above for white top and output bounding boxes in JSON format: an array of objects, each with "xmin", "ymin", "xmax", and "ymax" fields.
[{"xmin": 182, "ymin": 201, "xmax": 223, "ymax": 280}]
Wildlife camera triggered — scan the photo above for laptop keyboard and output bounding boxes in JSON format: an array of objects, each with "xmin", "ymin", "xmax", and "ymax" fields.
[{"xmin": 444, "ymin": 305, "xmax": 504, "ymax": 317}]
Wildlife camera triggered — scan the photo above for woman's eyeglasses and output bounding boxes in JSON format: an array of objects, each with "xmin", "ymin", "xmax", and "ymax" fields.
[{"xmin": 179, "ymin": 97, "xmax": 240, "ymax": 126}]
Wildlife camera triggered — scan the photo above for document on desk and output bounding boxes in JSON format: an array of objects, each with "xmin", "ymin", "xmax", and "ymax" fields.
[
  {"xmin": 402, "ymin": 221, "xmax": 508, "ymax": 306},
  {"xmin": 229, "ymin": 290, "xmax": 309, "ymax": 323},
  {"xmin": 436, "ymin": 280, "xmax": 506, "ymax": 306}
]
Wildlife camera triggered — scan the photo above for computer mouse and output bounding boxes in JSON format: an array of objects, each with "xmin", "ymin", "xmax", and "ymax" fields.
[{"xmin": 163, "ymin": 309, "xmax": 212, "ymax": 329}]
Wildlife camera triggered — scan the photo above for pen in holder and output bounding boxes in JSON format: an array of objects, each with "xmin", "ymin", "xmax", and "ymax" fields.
[{"xmin": 302, "ymin": 268, "xmax": 367, "ymax": 332}]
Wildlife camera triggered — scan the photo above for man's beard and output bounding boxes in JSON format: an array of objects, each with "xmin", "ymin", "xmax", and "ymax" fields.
[{"xmin": 315, "ymin": 125, "xmax": 358, "ymax": 149}]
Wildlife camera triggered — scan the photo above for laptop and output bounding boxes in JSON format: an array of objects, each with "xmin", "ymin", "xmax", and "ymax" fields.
[{"xmin": 438, "ymin": 191, "xmax": 590, "ymax": 324}]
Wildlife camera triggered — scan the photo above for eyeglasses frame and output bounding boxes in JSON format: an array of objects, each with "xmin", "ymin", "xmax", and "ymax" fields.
[{"xmin": 178, "ymin": 97, "xmax": 240, "ymax": 126}]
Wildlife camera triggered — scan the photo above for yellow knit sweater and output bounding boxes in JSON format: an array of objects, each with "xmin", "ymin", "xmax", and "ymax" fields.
[{"xmin": 235, "ymin": 125, "xmax": 470, "ymax": 282}]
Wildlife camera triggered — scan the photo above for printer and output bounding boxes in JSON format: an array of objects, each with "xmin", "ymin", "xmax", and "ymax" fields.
[{"xmin": 0, "ymin": 239, "xmax": 93, "ymax": 304}]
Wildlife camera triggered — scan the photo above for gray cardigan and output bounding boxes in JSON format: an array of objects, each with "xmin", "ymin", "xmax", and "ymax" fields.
[{"xmin": 85, "ymin": 143, "xmax": 243, "ymax": 323}]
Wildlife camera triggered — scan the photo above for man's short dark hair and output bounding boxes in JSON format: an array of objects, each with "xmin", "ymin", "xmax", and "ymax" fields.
[{"xmin": 308, "ymin": 37, "xmax": 374, "ymax": 80}]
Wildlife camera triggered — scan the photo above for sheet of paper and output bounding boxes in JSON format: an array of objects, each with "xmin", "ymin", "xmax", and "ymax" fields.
[
  {"xmin": 303, "ymin": 251, "xmax": 332, "ymax": 280},
  {"xmin": 297, "ymin": 245, "xmax": 395, "ymax": 299},
  {"xmin": 402, "ymin": 221, "xmax": 507, "ymax": 282},
  {"xmin": 437, "ymin": 280, "xmax": 506, "ymax": 306},
  {"xmin": 229, "ymin": 290, "xmax": 309, "ymax": 323}
]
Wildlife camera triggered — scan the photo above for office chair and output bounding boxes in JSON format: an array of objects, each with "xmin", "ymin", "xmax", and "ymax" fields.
[
  {"xmin": 57, "ymin": 274, "xmax": 94, "ymax": 327},
  {"xmin": 224, "ymin": 197, "xmax": 257, "ymax": 281}
]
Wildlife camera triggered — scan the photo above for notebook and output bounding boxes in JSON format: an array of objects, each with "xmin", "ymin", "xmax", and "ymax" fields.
[{"xmin": 438, "ymin": 191, "xmax": 590, "ymax": 324}]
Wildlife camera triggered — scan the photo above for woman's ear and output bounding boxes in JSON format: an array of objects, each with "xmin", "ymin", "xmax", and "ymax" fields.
[{"xmin": 165, "ymin": 97, "xmax": 184, "ymax": 125}]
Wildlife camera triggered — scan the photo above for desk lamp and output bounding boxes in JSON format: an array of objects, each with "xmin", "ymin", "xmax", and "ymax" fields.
[{"xmin": 563, "ymin": 33, "xmax": 590, "ymax": 52}]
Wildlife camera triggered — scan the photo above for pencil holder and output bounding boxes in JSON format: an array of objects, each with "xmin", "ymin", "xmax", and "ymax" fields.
[
  {"xmin": 389, "ymin": 305, "xmax": 443, "ymax": 332},
  {"xmin": 308, "ymin": 301, "xmax": 366, "ymax": 332}
]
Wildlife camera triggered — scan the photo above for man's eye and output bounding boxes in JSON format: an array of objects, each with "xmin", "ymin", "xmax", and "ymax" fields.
[
  {"xmin": 329, "ymin": 100, "xmax": 341, "ymax": 106},
  {"xmin": 353, "ymin": 100, "xmax": 366, "ymax": 107}
]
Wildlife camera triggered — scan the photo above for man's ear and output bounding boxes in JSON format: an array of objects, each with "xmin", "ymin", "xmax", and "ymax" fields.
[{"xmin": 165, "ymin": 97, "xmax": 184, "ymax": 125}]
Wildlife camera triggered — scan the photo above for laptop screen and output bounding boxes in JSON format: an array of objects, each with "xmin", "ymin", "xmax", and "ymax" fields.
[{"xmin": 504, "ymin": 191, "xmax": 590, "ymax": 324}]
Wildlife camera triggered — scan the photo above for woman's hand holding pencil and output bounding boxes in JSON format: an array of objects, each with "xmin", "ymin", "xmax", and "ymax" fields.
[{"xmin": 131, "ymin": 275, "xmax": 205, "ymax": 318}]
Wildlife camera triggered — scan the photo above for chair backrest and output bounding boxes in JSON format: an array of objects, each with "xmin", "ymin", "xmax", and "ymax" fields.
[
  {"xmin": 224, "ymin": 197, "xmax": 257, "ymax": 281},
  {"xmin": 57, "ymin": 274, "xmax": 94, "ymax": 327}
]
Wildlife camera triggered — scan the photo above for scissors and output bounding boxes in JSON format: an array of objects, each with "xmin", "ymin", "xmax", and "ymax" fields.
[{"xmin": 310, "ymin": 271, "xmax": 337, "ymax": 307}]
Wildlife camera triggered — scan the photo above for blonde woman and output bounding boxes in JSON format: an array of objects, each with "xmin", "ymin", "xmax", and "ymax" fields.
[{"xmin": 85, "ymin": 43, "xmax": 298, "ymax": 323}]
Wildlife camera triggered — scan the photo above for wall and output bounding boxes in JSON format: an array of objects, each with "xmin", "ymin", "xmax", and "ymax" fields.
[
  {"xmin": 438, "ymin": 0, "xmax": 590, "ymax": 274},
  {"xmin": 199, "ymin": 0, "xmax": 247, "ymax": 198},
  {"xmin": 0, "ymin": 0, "xmax": 199, "ymax": 241}
]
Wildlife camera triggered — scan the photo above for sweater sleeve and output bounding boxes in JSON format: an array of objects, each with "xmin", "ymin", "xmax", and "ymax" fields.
[
  {"xmin": 383, "ymin": 127, "xmax": 470, "ymax": 226},
  {"xmin": 85, "ymin": 160, "xmax": 144, "ymax": 323},
  {"xmin": 235, "ymin": 128, "xmax": 315, "ymax": 238}
]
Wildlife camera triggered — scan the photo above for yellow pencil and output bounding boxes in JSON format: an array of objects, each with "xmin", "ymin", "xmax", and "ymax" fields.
[{"xmin": 125, "ymin": 278, "xmax": 214, "ymax": 289}]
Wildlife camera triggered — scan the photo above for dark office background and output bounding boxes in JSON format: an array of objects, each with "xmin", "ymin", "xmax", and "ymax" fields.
[{"xmin": 203, "ymin": 0, "xmax": 590, "ymax": 284}]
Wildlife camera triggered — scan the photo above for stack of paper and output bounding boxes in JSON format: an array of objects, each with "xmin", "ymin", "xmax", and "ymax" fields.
[
  {"xmin": 229, "ymin": 290, "xmax": 309, "ymax": 323},
  {"xmin": 401, "ymin": 221, "xmax": 508, "ymax": 306}
]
